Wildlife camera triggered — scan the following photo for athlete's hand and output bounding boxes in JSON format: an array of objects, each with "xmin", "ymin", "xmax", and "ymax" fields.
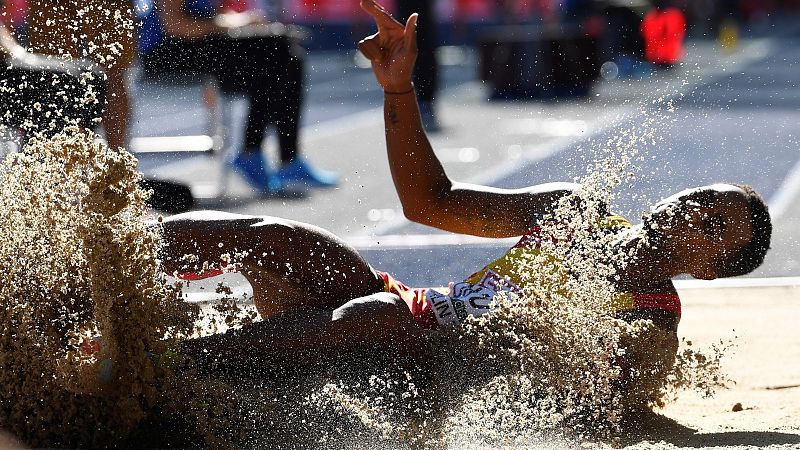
[{"xmin": 358, "ymin": 0, "xmax": 418, "ymax": 93}]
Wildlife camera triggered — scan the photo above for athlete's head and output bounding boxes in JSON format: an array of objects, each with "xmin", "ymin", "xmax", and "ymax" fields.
[{"xmin": 644, "ymin": 183, "xmax": 771, "ymax": 280}]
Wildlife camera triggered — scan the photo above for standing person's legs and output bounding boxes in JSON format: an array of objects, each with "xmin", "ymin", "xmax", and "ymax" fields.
[
  {"xmin": 27, "ymin": 0, "xmax": 136, "ymax": 149},
  {"xmin": 101, "ymin": 65, "xmax": 131, "ymax": 150},
  {"xmin": 158, "ymin": 211, "xmax": 387, "ymax": 318},
  {"xmin": 82, "ymin": 0, "xmax": 136, "ymax": 150},
  {"xmin": 268, "ymin": 44, "xmax": 303, "ymax": 165},
  {"xmin": 225, "ymin": 33, "xmax": 300, "ymax": 159},
  {"xmin": 26, "ymin": 1, "xmax": 77, "ymax": 59},
  {"xmin": 147, "ymin": 32, "xmax": 338, "ymax": 191},
  {"xmin": 143, "ymin": 35, "xmax": 281, "ymax": 192},
  {"xmin": 206, "ymin": 33, "xmax": 295, "ymax": 190},
  {"xmin": 219, "ymin": 33, "xmax": 339, "ymax": 188},
  {"xmin": 153, "ymin": 34, "xmax": 286, "ymax": 156},
  {"xmin": 0, "ymin": 55, "xmax": 106, "ymax": 137}
]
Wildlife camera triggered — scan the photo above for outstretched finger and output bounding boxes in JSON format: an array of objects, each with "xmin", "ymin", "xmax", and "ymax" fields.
[
  {"xmin": 358, "ymin": 34, "xmax": 382, "ymax": 62},
  {"xmin": 360, "ymin": 0, "xmax": 403, "ymax": 31},
  {"xmin": 404, "ymin": 13, "xmax": 418, "ymax": 53}
]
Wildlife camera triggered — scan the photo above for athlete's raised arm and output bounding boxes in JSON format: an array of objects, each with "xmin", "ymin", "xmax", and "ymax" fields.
[{"xmin": 358, "ymin": 0, "xmax": 576, "ymax": 238}]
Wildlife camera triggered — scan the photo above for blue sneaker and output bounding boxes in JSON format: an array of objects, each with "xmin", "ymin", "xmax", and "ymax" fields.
[
  {"xmin": 230, "ymin": 151, "xmax": 283, "ymax": 193},
  {"xmin": 277, "ymin": 157, "xmax": 338, "ymax": 189}
]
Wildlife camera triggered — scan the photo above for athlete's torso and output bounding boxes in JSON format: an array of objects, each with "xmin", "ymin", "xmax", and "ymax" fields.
[{"xmin": 383, "ymin": 216, "xmax": 681, "ymax": 330}]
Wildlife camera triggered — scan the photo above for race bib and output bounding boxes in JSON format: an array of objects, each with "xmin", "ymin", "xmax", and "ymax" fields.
[{"xmin": 427, "ymin": 280, "xmax": 506, "ymax": 326}]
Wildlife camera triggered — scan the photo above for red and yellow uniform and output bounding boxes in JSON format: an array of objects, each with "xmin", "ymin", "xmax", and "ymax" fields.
[{"xmin": 382, "ymin": 216, "xmax": 681, "ymax": 329}]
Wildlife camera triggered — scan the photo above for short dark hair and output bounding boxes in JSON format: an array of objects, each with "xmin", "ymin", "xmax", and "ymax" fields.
[{"xmin": 715, "ymin": 184, "xmax": 772, "ymax": 277}]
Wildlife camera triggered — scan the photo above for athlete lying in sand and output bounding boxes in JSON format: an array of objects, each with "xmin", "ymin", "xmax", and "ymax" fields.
[
  {"xmin": 164, "ymin": 182, "xmax": 770, "ymax": 370},
  {"xmin": 157, "ymin": 0, "xmax": 772, "ymax": 380}
]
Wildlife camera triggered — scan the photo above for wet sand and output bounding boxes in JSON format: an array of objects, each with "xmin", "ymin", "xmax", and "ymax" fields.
[{"xmin": 622, "ymin": 280, "xmax": 800, "ymax": 449}]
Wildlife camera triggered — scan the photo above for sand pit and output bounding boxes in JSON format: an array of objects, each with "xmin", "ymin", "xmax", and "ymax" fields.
[
  {"xmin": 185, "ymin": 280, "xmax": 800, "ymax": 450},
  {"xmin": 618, "ymin": 281, "xmax": 800, "ymax": 449}
]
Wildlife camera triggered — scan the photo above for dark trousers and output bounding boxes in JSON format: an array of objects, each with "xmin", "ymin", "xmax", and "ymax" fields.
[
  {"xmin": 396, "ymin": 0, "xmax": 439, "ymax": 104},
  {"xmin": 144, "ymin": 30, "xmax": 304, "ymax": 162},
  {"xmin": 0, "ymin": 53, "xmax": 106, "ymax": 138}
]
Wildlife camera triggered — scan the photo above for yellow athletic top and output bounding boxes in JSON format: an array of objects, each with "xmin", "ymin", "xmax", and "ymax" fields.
[{"xmin": 383, "ymin": 216, "xmax": 681, "ymax": 329}]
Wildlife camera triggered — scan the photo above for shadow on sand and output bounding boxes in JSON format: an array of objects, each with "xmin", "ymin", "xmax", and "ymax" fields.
[{"xmin": 621, "ymin": 407, "xmax": 800, "ymax": 448}]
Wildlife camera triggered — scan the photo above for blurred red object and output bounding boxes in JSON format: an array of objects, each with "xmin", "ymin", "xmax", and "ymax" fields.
[
  {"xmin": 222, "ymin": 0, "xmax": 249, "ymax": 13},
  {"xmin": 2, "ymin": 0, "xmax": 27, "ymax": 24},
  {"xmin": 292, "ymin": 0, "xmax": 372, "ymax": 20},
  {"xmin": 582, "ymin": 15, "xmax": 606, "ymax": 39},
  {"xmin": 641, "ymin": 7, "xmax": 686, "ymax": 65}
]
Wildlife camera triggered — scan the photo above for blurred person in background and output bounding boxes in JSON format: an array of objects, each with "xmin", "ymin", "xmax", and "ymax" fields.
[
  {"xmin": 138, "ymin": 0, "xmax": 338, "ymax": 193},
  {"xmin": 0, "ymin": 1, "xmax": 106, "ymax": 139},
  {"xmin": 395, "ymin": 0, "xmax": 440, "ymax": 131},
  {"xmin": 596, "ymin": 1, "xmax": 648, "ymax": 78},
  {"xmin": 1, "ymin": 3, "xmax": 195, "ymax": 214},
  {"xmin": 26, "ymin": 0, "xmax": 134, "ymax": 151},
  {"xmin": 640, "ymin": 0, "xmax": 686, "ymax": 68}
]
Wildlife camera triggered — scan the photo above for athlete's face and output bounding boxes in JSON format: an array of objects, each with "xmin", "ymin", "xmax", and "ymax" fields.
[{"xmin": 643, "ymin": 184, "xmax": 753, "ymax": 279}]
